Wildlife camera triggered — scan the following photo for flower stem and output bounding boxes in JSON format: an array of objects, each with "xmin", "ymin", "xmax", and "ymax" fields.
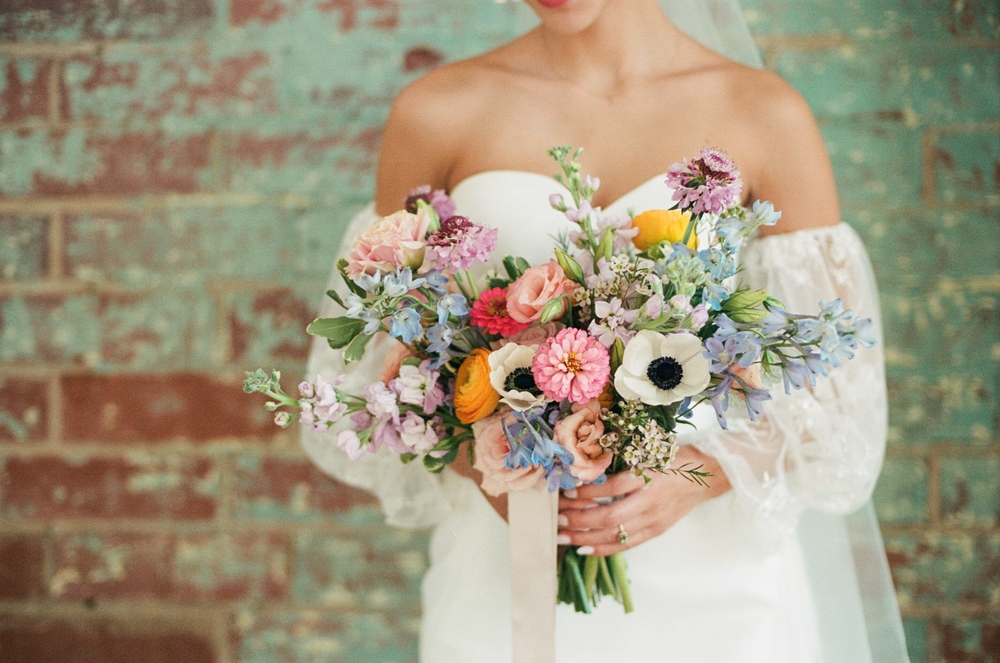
[{"xmin": 609, "ymin": 552, "xmax": 633, "ymax": 613}]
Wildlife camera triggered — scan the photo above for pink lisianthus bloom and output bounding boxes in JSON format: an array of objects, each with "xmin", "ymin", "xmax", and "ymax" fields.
[
  {"xmin": 472, "ymin": 409, "xmax": 545, "ymax": 496},
  {"xmin": 506, "ymin": 260, "xmax": 575, "ymax": 324},
  {"xmin": 470, "ymin": 287, "xmax": 529, "ymax": 337},
  {"xmin": 532, "ymin": 328, "xmax": 610, "ymax": 405},
  {"xmin": 553, "ymin": 399, "xmax": 612, "ymax": 483},
  {"xmin": 345, "ymin": 208, "xmax": 432, "ymax": 280},
  {"xmin": 424, "ymin": 216, "xmax": 498, "ymax": 274}
]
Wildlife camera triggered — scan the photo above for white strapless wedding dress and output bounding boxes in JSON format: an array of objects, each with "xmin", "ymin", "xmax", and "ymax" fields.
[{"xmin": 301, "ymin": 171, "xmax": 911, "ymax": 663}]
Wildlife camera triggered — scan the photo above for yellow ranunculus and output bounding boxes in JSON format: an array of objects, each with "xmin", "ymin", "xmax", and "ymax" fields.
[
  {"xmin": 454, "ymin": 348, "xmax": 501, "ymax": 424},
  {"xmin": 630, "ymin": 209, "xmax": 697, "ymax": 251}
]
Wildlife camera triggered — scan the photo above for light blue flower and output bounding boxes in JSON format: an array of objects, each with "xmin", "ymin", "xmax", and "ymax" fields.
[
  {"xmin": 389, "ymin": 307, "xmax": 422, "ymax": 344},
  {"xmin": 703, "ymin": 283, "xmax": 729, "ymax": 311},
  {"xmin": 703, "ymin": 331, "xmax": 761, "ymax": 372},
  {"xmin": 746, "ymin": 200, "xmax": 781, "ymax": 234},
  {"xmin": 715, "ymin": 216, "xmax": 746, "ymax": 252},
  {"xmin": 344, "ymin": 293, "xmax": 367, "ymax": 318},
  {"xmin": 436, "ymin": 293, "xmax": 469, "ymax": 325},
  {"xmin": 699, "ymin": 248, "xmax": 737, "ymax": 280},
  {"xmin": 709, "ymin": 376, "xmax": 733, "ymax": 429},
  {"xmin": 423, "ymin": 270, "xmax": 450, "ymax": 293},
  {"xmin": 383, "ymin": 268, "xmax": 426, "ymax": 297},
  {"xmin": 361, "ymin": 312, "xmax": 381, "ymax": 336},
  {"xmin": 425, "ymin": 323, "xmax": 453, "ymax": 354},
  {"xmin": 354, "ymin": 272, "xmax": 383, "ymax": 293}
]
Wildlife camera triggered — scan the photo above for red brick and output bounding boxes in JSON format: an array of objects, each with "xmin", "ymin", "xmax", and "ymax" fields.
[
  {"xmin": 232, "ymin": 454, "xmax": 378, "ymax": 522},
  {"xmin": 0, "ymin": 58, "xmax": 52, "ymax": 124},
  {"xmin": 27, "ymin": 131, "xmax": 212, "ymax": 197},
  {"xmin": 0, "ymin": 454, "xmax": 219, "ymax": 520},
  {"xmin": 62, "ymin": 373, "xmax": 274, "ymax": 443},
  {"xmin": 0, "ymin": 0, "xmax": 214, "ymax": 41},
  {"xmin": 0, "ymin": 534, "xmax": 45, "ymax": 599},
  {"xmin": 0, "ymin": 378, "xmax": 47, "ymax": 442},
  {"xmin": 315, "ymin": 0, "xmax": 399, "ymax": 31},
  {"xmin": 64, "ymin": 51, "xmax": 276, "ymax": 124},
  {"xmin": 229, "ymin": 0, "xmax": 398, "ymax": 30},
  {"xmin": 0, "ymin": 616, "xmax": 216, "ymax": 663},
  {"xmin": 52, "ymin": 531, "xmax": 288, "ymax": 601},
  {"xmin": 226, "ymin": 287, "xmax": 315, "ymax": 363},
  {"xmin": 404, "ymin": 47, "xmax": 443, "ymax": 73}
]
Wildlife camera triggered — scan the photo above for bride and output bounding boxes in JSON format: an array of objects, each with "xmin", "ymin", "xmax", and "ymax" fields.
[{"xmin": 302, "ymin": 0, "xmax": 910, "ymax": 661}]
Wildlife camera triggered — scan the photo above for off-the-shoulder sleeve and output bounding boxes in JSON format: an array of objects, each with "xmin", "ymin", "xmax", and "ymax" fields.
[
  {"xmin": 683, "ymin": 223, "xmax": 887, "ymax": 548},
  {"xmin": 300, "ymin": 204, "xmax": 457, "ymax": 529}
]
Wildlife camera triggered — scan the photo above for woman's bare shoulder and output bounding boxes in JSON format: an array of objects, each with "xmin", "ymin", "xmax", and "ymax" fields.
[
  {"xmin": 374, "ymin": 49, "xmax": 524, "ymax": 215},
  {"xmin": 716, "ymin": 65, "xmax": 841, "ymax": 235}
]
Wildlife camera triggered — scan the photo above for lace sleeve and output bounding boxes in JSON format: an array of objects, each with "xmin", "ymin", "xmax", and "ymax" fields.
[
  {"xmin": 299, "ymin": 204, "xmax": 456, "ymax": 529},
  {"xmin": 684, "ymin": 223, "xmax": 887, "ymax": 548}
]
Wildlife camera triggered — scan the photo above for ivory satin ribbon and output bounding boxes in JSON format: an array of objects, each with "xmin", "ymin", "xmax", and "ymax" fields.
[{"xmin": 508, "ymin": 484, "xmax": 560, "ymax": 663}]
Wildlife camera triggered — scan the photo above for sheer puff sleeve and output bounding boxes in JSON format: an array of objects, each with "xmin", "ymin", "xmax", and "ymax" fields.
[
  {"xmin": 300, "ymin": 204, "xmax": 457, "ymax": 529},
  {"xmin": 683, "ymin": 223, "xmax": 887, "ymax": 548}
]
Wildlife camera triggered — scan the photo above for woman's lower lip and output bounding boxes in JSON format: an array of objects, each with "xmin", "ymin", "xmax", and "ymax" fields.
[{"xmin": 537, "ymin": 0, "xmax": 570, "ymax": 7}]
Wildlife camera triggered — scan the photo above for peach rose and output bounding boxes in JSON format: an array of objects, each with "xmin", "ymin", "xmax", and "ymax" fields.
[
  {"xmin": 552, "ymin": 399, "xmax": 611, "ymax": 483},
  {"xmin": 345, "ymin": 208, "xmax": 431, "ymax": 279},
  {"xmin": 505, "ymin": 260, "xmax": 575, "ymax": 324},
  {"xmin": 732, "ymin": 363, "xmax": 764, "ymax": 390},
  {"xmin": 472, "ymin": 411, "xmax": 544, "ymax": 496}
]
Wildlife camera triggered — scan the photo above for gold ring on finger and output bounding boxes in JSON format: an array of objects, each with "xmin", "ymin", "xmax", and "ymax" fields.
[{"xmin": 617, "ymin": 523, "xmax": 629, "ymax": 545}]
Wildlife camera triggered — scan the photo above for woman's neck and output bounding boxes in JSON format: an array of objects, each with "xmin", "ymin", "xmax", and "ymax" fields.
[{"xmin": 536, "ymin": 0, "xmax": 682, "ymax": 97}]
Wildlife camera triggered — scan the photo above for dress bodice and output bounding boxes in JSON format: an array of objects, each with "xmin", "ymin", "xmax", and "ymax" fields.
[{"xmin": 449, "ymin": 170, "xmax": 670, "ymax": 267}]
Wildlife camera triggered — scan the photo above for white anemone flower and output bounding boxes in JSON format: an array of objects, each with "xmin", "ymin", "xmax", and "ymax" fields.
[
  {"xmin": 614, "ymin": 330, "xmax": 711, "ymax": 405},
  {"xmin": 488, "ymin": 343, "xmax": 549, "ymax": 411}
]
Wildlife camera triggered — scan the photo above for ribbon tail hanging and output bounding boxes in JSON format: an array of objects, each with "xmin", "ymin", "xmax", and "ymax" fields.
[{"xmin": 508, "ymin": 483, "xmax": 560, "ymax": 663}]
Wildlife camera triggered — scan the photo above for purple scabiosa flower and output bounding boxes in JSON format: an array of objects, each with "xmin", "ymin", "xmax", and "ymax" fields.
[
  {"xmin": 405, "ymin": 185, "xmax": 456, "ymax": 221},
  {"xmin": 665, "ymin": 148, "xmax": 743, "ymax": 216},
  {"xmin": 424, "ymin": 216, "xmax": 498, "ymax": 274}
]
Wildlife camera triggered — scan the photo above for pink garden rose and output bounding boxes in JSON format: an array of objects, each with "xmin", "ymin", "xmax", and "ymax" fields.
[
  {"xmin": 505, "ymin": 260, "xmax": 575, "ymax": 325},
  {"xmin": 345, "ymin": 208, "xmax": 432, "ymax": 279},
  {"xmin": 472, "ymin": 410, "xmax": 545, "ymax": 496},
  {"xmin": 553, "ymin": 399, "xmax": 612, "ymax": 483}
]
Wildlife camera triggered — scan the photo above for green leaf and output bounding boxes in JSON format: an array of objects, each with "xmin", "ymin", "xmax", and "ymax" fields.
[
  {"xmin": 336, "ymin": 258, "xmax": 367, "ymax": 297},
  {"xmin": 422, "ymin": 445, "xmax": 459, "ymax": 473},
  {"xmin": 399, "ymin": 453, "xmax": 417, "ymax": 464},
  {"xmin": 307, "ymin": 317, "xmax": 365, "ymax": 348},
  {"xmin": 502, "ymin": 256, "xmax": 524, "ymax": 281},
  {"xmin": 343, "ymin": 330, "xmax": 374, "ymax": 364},
  {"xmin": 487, "ymin": 277, "xmax": 510, "ymax": 290},
  {"xmin": 554, "ymin": 248, "xmax": 586, "ymax": 285},
  {"xmin": 325, "ymin": 289, "xmax": 347, "ymax": 309},
  {"xmin": 609, "ymin": 338, "xmax": 625, "ymax": 375}
]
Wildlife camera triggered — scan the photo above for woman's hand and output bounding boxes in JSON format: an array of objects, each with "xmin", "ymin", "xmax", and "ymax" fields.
[
  {"xmin": 449, "ymin": 441, "xmax": 510, "ymax": 521},
  {"xmin": 557, "ymin": 446, "xmax": 731, "ymax": 556}
]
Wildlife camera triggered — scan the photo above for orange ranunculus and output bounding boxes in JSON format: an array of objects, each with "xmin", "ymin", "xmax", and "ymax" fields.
[
  {"xmin": 630, "ymin": 209, "xmax": 697, "ymax": 252},
  {"xmin": 454, "ymin": 348, "xmax": 500, "ymax": 424}
]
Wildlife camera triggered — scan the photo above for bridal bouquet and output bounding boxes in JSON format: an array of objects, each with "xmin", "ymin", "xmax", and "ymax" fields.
[{"xmin": 244, "ymin": 146, "xmax": 875, "ymax": 614}]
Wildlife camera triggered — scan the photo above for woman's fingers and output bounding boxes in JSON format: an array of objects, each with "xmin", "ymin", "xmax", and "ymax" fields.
[
  {"xmin": 576, "ymin": 522, "xmax": 667, "ymax": 557},
  {"xmin": 572, "ymin": 472, "xmax": 645, "ymax": 500},
  {"xmin": 559, "ymin": 487, "xmax": 652, "ymax": 531}
]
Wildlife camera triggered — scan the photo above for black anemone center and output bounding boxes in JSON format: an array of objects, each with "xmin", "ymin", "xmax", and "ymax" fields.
[
  {"xmin": 505, "ymin": 367, "xmax": 540, "ymax": 394},
  {"xmin": 647, "ymin": 357, "xmax": 684, "ymax": 391}
]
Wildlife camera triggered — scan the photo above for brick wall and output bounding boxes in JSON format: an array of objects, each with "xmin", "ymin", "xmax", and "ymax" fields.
[{"xmin": 0, "ymin": 1, "xmax": 996, "ymax": 661}]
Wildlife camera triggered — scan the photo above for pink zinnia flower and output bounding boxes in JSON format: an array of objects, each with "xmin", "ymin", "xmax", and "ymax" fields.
[
  {"xmin": 425, "ymin": 216, "xmax": 498, "ymax": 274},
  {"xmin": 532, "ymin": 328, "xmax": 610, "ymax": 405},
  {"xmin": 470, "ymin": 287, "xmax": 529, "ymax": 337},
  {"xmin": 665, "ymin": 147, "xmax": 743, "ymax": 216}
]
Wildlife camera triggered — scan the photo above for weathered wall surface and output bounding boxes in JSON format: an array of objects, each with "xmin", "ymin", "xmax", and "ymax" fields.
[{"xmin": 0, "ymin": 1, "xmax": 997, "ymax": 661}]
